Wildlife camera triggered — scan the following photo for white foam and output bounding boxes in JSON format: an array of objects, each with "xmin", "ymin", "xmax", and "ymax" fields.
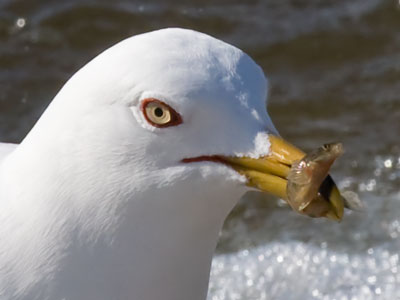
[{"xmin": 209, "ymin": 241, "xmax": 399, "ymax": 300}]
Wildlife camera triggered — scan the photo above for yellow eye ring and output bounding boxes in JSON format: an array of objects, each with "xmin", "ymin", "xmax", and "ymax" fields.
[{"xmin": 141, "ymin": 98, "xmax": 182, "ymax": 128}]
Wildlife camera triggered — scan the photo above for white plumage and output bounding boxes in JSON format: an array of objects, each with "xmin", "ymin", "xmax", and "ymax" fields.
[
  {"xmin": 0, "ymin": 143, "xmax": 16, "ymax": 164},
  {"xmin": 0, "ymin": 28, "xmax": 276, "ymax": 300}
]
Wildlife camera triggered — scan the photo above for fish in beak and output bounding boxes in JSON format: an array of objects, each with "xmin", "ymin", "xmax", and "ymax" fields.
[{"xmin": 220, "ymin": 135, "xmax": 345, "ymax": 221}]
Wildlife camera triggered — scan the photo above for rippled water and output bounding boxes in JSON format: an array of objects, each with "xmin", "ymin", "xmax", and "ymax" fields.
[{"xmin": 0, "ymin": 0, "xmax": 399, "ymax": 299}]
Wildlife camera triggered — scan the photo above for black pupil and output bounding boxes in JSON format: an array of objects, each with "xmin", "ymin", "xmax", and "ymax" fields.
[{"xmin": 154, "ymin": 107, "xmax": 164, "ymax": 118}]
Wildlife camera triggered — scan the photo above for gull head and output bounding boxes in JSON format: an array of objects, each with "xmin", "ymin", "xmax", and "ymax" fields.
[
  {"xmin": 1, "ymin": 28, "xmax": 344, "ymax": 300},
  {"xmin": 21, "ymin": 28, "xmax": 274, "ymax": 207},
  {"xmin": 18, "ymin": 28, "xmax": 343, "ymax": 228}
]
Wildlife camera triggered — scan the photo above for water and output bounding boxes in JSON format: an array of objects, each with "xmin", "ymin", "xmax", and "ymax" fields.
[{"xmin": 0, "ymin": 0, "xmax": 399, "ymax": 299}]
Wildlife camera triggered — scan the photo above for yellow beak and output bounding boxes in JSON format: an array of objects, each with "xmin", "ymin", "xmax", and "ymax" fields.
[{"xmin": 221, "ymin": 135, "xmax": 344, "ymax": 221}]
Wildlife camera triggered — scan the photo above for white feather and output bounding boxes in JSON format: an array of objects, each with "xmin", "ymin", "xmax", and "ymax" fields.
[
  {"xmin": 0, "ymin": 28, "xmax": 275, "ymax": 300},
  {"xmin": 0, "ymin": 143, "xmax": 17, "ymax": 165}
]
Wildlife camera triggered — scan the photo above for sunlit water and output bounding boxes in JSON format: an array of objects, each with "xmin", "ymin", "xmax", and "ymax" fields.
[{"xmin": 0, "ymin": 0, "xmax": 399, "ymax": 299}]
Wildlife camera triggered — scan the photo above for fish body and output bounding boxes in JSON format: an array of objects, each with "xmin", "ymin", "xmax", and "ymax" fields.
[{"xmin": 286, "ymin": 143, "xmax": 344, "ymax": 218}]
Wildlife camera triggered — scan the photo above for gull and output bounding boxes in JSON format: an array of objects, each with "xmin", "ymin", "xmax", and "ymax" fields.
[{"xmin": 0, "ymin": 28, "xmax": 344, "ymax": 300}]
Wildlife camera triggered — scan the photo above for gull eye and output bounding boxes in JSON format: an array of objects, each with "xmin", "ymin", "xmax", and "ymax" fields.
[{"xmin": 141, "ymin": 98, "xmax": 182, "ymax": 128}]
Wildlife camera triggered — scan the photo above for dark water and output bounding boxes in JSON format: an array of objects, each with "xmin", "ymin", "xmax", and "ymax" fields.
[{"xmin": 1, "ymin": 1, "xmax": 399, "ymax": 299}]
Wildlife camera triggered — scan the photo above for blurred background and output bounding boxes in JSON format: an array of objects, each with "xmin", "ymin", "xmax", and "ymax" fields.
[{"xmin": 0, "ymin": 0, "xmax": 399, "ymax": 299}]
